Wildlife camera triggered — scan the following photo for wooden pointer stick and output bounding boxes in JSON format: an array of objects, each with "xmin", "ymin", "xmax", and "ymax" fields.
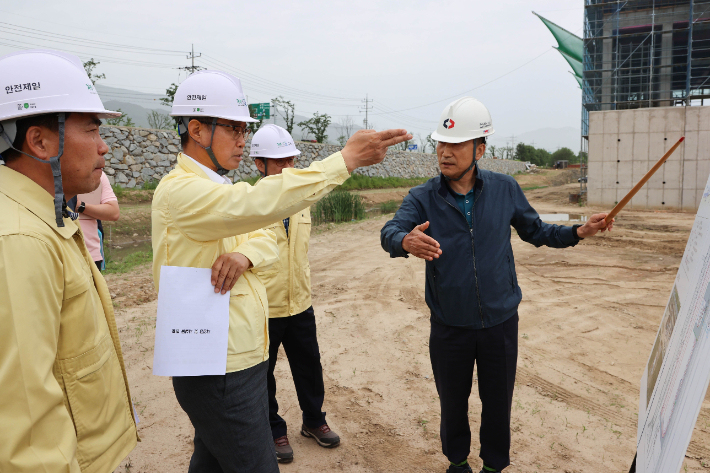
[{"xmin": 604, "ymin": 136, "xmax": 685, "ymax": 225}]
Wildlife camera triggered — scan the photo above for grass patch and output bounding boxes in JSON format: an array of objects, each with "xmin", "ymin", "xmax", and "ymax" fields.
[
  {"xmin": 313, "ymin": 189, "xmax": 365, "ymax": 225},
  {"xmin": 104, "ymin": 249, "xmax": 153, "ymax": 274},
  {"xmin": 379, "ymin": 200, "xmax": 400, "ymax": 214},
  {"xmin": 340, "ymin": 174, "xmax": 429, "ymax": 191},
  {"xmin": 521, "ymin": 185, "xmax": 548, "ymax": 191},
  {"xmin": 141, "ymin": 179, "xmax": 159, "ymax": 190},
  {"xmin": 111, "ymin": 184, "xmax": 127, "ymax": 199}
]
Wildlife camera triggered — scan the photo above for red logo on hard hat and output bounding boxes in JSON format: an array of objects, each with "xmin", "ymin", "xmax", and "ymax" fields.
[
  {"xmin": 484, "ymin": 129, "xmax": 489, "ymax": 134},
  {"xmin": 443, "ymin": 118, "xmax": 455, "ymax": 129}
]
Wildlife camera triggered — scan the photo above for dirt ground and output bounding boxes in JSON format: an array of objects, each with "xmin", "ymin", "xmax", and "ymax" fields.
[{"xmin": 109, "ymin": 177, "xmax": 710, "ymax": 473}]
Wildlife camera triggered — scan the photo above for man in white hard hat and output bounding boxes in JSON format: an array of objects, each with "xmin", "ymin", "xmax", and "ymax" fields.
[
  {"xmin": 249, "ymin": 124, "xmax": 338, "ymax": 463},
  {"xmin": 152, "ymin": 70, "xmax": 411, "ymax": 472},
  {"xmin": 381, "ymin": 97, "xmax": 614, "ymax": 473},
  {"xmin": 0, "ymin": 50, "xmax": 138, "ymax": 472}
]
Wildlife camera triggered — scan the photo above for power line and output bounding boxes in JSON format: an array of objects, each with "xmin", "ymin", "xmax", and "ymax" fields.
[
  {"xmin": 0, "ymin": 22, "xmax": 185, "ymax": 55},
  {"xmin": 0, "ymin": 38, "xmax": 182, "ymax": 69},
  {"xmin": 200, "ymin": 55, "xmax": 360, "ymax": 102},
  {"xmin": 178, "ymin": 44, "xmax": 204, "ymax": 75},
  {"xmin": 370, "ymin": 48, "xmax": 554, "ymax": 116}
]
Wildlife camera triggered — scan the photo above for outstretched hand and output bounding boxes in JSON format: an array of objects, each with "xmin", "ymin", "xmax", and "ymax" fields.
[
  {"xmin": 402, "ymin": 221, "xmax": 442, "ymax": 261},
  {"xmin": 577, "ymin": 213, "xmax": 615, "ymax": 238},
  {"xmin": 341, "ymin": 129, "xmax": 413, "ymax": 172},
  {"xmin": 211, "ymin": 252, "xmax": 252, "ymax": 295}
]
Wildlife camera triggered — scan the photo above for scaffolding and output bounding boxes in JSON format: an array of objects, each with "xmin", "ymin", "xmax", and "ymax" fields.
[{"xmin": 581, "ymin": 0, "xmax": 710, "ymax": 198}]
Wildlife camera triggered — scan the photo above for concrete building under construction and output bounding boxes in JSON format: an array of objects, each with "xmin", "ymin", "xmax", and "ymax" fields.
[{"xmin": 583, "ymin": 0, "xmax": 710, "ymax": 210}]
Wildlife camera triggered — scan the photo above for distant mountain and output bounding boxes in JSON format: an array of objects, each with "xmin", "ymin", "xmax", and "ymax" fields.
[
  {"xmin": 489, "ymin": 126, "xmax": 581, "ymax": 153},
  {"xmin": 95, "ymin": 84, "xmax": 170, "ymax": 128}
]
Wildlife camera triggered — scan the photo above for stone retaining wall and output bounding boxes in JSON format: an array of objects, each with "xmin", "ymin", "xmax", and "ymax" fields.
[{"xmin": 98, "ymin": 125, "xmax": 526, "ymax": 187}]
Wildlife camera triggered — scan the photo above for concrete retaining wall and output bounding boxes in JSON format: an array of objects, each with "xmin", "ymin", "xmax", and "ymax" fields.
[
  {"xmin": 587, "ymin": 106, "xmax": 710, "ymax": 211},
  {"xmin": 97, "ymin": 125, "xmax": 526, "ymax": 187}
]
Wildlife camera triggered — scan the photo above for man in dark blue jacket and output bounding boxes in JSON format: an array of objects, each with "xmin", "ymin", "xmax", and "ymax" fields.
[{"xmin": 381, "ymin": 97, "xmax": 613, "ymax": 473}]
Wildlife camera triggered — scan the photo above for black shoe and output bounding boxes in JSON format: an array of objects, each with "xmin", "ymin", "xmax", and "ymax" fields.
[{"xmin": 446, "ymin": 463, "xmax": 473, "ymax": 473}]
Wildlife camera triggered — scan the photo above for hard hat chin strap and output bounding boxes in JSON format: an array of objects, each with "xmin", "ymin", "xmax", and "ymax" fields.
[
  {"xmin": 195, "ymin": 117, "xmax": 230, "ymax": 176},
  {"xmin": 444, "ymin": 138, "xmax": 478, "ymax": 182},
  {"xmin": 257, "ymin": 157, "xmax": 267, "ymax": 177},
  {"xmin": 0, "ymin": 113, "xmax": 68, "ymax": 227}
]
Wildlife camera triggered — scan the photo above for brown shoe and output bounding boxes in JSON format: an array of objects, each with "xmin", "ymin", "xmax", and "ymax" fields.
[
  {"xmin": 274, "ymin": 435, "xmax": 293, "ymax": 463},
  {"xmin": 300, "ymin": 423, "xmax": 340, "ymax": 448}
]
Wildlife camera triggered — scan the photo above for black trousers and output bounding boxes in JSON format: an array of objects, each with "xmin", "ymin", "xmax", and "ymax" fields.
[
  {"xmin": 172, "ymin": 361, "xmax": 279, "ymax": 473},
  {"xmin": 267, "ymin": 306, "xmax": 326, "ymax": 439},
  {"xmin": 429, "ymin": 313, "xmax": 518, "ymax": 471}
]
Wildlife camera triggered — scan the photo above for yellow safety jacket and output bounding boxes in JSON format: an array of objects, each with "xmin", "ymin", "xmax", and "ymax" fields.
[
  {"xmin": 0, "ymin": 166, "xmax": 138, "ymax": 473},
  {"xmin": 257, "ymin": 207, "xmax": 313, "ymax": 318},
  {"xmin": 151, "ymin": 152, "xmax": 349, "ymax": 372}
]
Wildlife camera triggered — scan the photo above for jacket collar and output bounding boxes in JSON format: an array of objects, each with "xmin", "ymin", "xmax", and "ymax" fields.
[
  {"xmin": 437, "ymin": 167, "xmax": 486, "ymax": 199},
  {"xmin": 0, "ymin": 165, "xmax": 78, "ymax": 239}
]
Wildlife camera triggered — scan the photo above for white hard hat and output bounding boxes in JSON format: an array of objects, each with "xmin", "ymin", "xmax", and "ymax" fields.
[
  {"xmin": 430, "ymin": 97, "xmax": 495, "ymax": 144},
  {"xmin": 170, "ymin": 70, "xmax": 258, "ymax": 123},
  {"xmin": 0, "ymin": 49, "xmax": 120, "ymax": 153},
  {"xmin": 251, "ymin": 124, "xmax": 301, "ymax": 159}
]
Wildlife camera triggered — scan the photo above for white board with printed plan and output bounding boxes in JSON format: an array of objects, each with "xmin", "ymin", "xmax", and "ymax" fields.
[{"xmin": 637, "ymin": 173, "xmax": 710, "ymax": 473}]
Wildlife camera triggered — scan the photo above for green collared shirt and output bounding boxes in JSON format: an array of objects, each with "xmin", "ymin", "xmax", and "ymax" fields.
[{"xmin": 451, "ymin": 187, "xmax": 476, "ymax": 228}]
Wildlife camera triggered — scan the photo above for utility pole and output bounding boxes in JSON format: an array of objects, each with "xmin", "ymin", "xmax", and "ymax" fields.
[
  {"xmin": 360, "ymin": 94, "xmax": 373, "ymax": 129},
  {"xmin": 179, "ymin": 44, "xmax": 204, "ymax": 75}
]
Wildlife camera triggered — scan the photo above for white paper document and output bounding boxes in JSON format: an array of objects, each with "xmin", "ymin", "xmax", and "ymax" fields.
[{"xmin": 153, "ymin": 266, "xmax": 230, "ymax": 376}]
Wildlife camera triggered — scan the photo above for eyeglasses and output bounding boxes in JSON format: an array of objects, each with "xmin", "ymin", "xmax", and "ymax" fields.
[
  {"xmin": 271, "ymin": 157, "xmax": 297, "ymax": 167},
  {"xmin": 198, "ymin": 120, "xmax": 251, "ymax": 141}
]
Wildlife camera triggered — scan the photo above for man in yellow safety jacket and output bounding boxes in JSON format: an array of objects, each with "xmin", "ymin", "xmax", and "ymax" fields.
[
  {"xmin": 250, "ymin": 125, "xmax": 338, "ymax": 463},
  {"xmin": 0, "ymin": 50, "xmax": 138, "ymax": 473},
  {"xmin": 152, "ymin": 70, "xmax": 411, "ymax": 472}
]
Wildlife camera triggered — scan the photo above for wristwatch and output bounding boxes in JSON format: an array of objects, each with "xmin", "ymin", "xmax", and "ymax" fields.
[{"xmin": 77, "ymin": 201, "xmax": 86, "ymax": 214}]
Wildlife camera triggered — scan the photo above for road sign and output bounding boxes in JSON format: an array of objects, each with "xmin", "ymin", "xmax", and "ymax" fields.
[
  {"xmin": 248, "ymin": 103, "xmax": 270, "ymax": 119},
  {"xmin": 407, "ymin": 144, "xmax": 418, "ymax": 151}
]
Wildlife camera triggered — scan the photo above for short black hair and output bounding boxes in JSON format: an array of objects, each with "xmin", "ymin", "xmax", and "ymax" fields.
[{"xmin": 1, "ymin": 113, "xmax": 70, "ymax": 162}]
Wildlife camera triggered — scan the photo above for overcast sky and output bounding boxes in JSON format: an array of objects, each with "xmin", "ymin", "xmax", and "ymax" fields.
[{"xmin": 0, "ymin": 0, "xmax": 584, "ymax": 148}]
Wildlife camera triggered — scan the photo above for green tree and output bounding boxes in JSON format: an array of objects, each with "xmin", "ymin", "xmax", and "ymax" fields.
[
  {"xmin": 298, "ymin": 112, "xmax": 331, "ymax": 143},
  {"xmin": 272, "ymin": 96, "xmax": 296, "ymax": 134},
  {"xmin": 161, "ymin": 83, "xmax": 178, "ymax": 107},
  {"xmin": 146, "ymin": 110, "xmax": 174, "ymax": 130},
  {"xmin": 551, "ymin": 147, "xmax": 576, "ymax": 165},
  {"xmin": 515, "ymin": 142, "xmax": 553, "ymax": 167},
  {"xmin": 577, "ymin": 150, "xmax": 587, "ymax": 164},
  {"xmin": 83, "ymin": 58, "xmax": 106, "ymax": 84},
  {"xmin": 105, "ymin": 109, "xmax": 135, "ymax": 127},
  {"xmin": 515, "ymin": 143, "xmax": 536, "ymax": 163},
  {"xmin": 487, "ymin": 144, "xmax": 497, "ymax": 159},
  {"xmin": 426, "ymin": 133, "xmax": 437, "ymax": 154}
]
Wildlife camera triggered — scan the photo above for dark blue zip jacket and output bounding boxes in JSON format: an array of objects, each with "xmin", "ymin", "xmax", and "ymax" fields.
[{"xmin": 380, "ymin": 169, "xmax": 580, "ymax": 329}]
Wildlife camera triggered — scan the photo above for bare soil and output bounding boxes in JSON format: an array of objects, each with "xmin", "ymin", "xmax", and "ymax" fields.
[{"xmin": 110, "ymin": 182, "xmax": 710, "ymax": 473}]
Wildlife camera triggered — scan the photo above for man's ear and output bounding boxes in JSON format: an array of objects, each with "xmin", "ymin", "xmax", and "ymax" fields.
[
  {"xmin": 24, "ymin": 126, "xmax": 54, "ymax": 161},
  {"xmin": 476, "ymin": 142, "xmax": 486, "ymax": 161},
  {"xmin": 187, "ymin": 119, "xmax": 204, "ymax": 146}
]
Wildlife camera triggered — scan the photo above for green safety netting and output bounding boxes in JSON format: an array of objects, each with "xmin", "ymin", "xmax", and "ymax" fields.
[{"xmin": 533, "ymin": 11, "xmax": 583, "ymax": 88}]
